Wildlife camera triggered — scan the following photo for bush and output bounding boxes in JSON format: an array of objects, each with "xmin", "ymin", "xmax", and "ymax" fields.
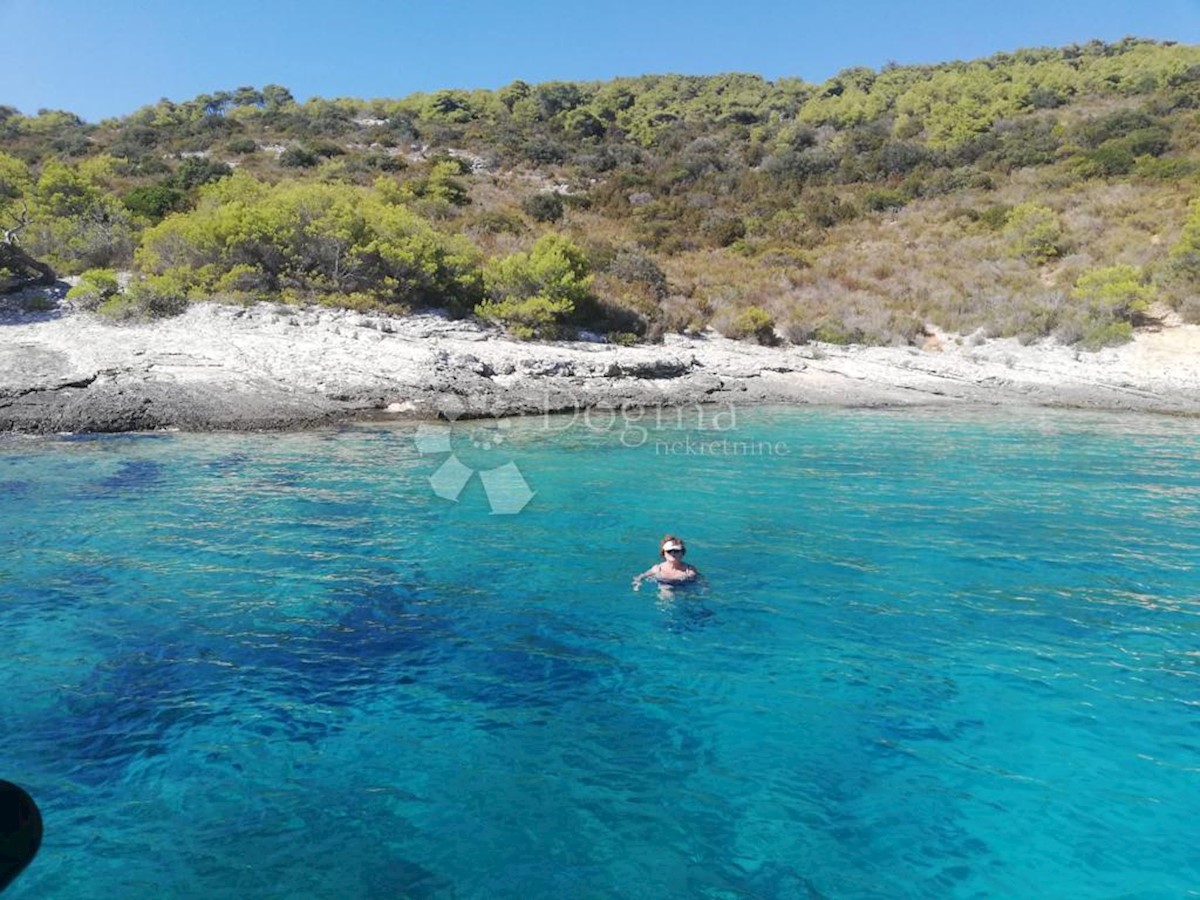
[
  {"xmin": 309, "ymin": 140, "xmax": 346, "ymax": 159},
  {"xmin": 470, "ymin": 210, "xmax": 526, "ymax": 235},
  {"xmin": 1057, "ymin": 313, "xmax": 1134, "ymax": 349},
  {"xmin": 1076, "ymin": 109, "xmax": 1158, "ymax": 149},
  {"xmin": 226, "ymin": 137, "xmax": 258, "ymax": 154},
  {"xmin": 700, "ymin": 212, "xmax": 746, "ymax": 247},
  {"xmin": 476, "ymin": 233, "xmax": 593, "ymax": 339},
  {"xmin": 170, "ymin": 157, "xmax": 232, "ymax": 191},
  {"xmin": 122, "ymin": 184, "xmax": 186, "ymax": 220},
  {"xmin": 1178, "ymin": 295, "xmax": 1200, "ymax": 324},
  {"xmin": 135, "ymin": 173, "xmax": 483, "ymax": 312},
  {"xmin": 812, "ymin": 319, "xmax": 859, "ymax": 345},
  {"xmin": 522, "ymin": 139, "xmax": 567, "ymax": 165},
  {"xmin": 1121, "ymin": 126, "xmax": 1172, "ymax": 158},
  {"xmin": 66, "ymin": 268, "xmax": 119, "ymax": 310},
  {"xmin": 1133, "ymin": 157, "xmax": 1199, "ymax": 180},
  {"xmin": 1079, "ymin": 319, "xmax": 1134, "ymax": 349},
  {"xmin": 98, "ymin": 273, "xmax": 190, "ymax": 321},
  {"xmin": 1168, "ymin": 198, "xmax": 1200, "ymax": 283},
  {"xmin": 800, "ymin": 192, "xmax": 858, "ymax": 228},
  {"xmin": 1080, "ymin": 143, "xmax": 1135, "ymax": 177},
  {"xmin": 1071, "ymin": 264, "xmax": 1154, "ymax": 320},
  {"xmin": 522, "ymin": 192, "xmax": 564, "ymax": 223},
  {"xmin": 279, "ymin": 145, "xmax": 319, "ymax": 168},
  {"xmin": 722, "ymin": 305, "xmax": 778, "ymax": 345},
  {"xmin": 863, "ymin": 189, "xmax": 907, "ymax": 212},
  {"xmin": 781, "ymin": 319, "xmax": 815, "ymax": 344},
  {"xmin": 607, "ymin": 249, "xmax": 668, "ymax": 300},
  {"xmin": 359, "ymin": 153, "xmax": 406, "ymax": 173},
  {"xmin": 1003, "ymin": 203, "xmax": 1067, "ymax": 262},
  {"xmin": 410, "ymin": 161, "xmax": 470, "ymax": 207},
  {"xmin": 214, "ymin": 264, "xmax": 271, "ymax": 296},
  {"xmin": 425, "ymin": 154, "xmax": 472, "ymax": 175},
  {"xmin": 763, "ymin": 147, "xmax": 838, "ymax": 181},
  {"xmin": 977, "ymin": 203, "xmax": 1012, "ymax": 230}
]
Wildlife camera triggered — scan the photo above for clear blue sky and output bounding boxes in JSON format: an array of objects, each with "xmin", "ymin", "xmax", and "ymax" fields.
[{"xmin": 4, "ymin": 0, "xmax": 1200, "ymax": 121}]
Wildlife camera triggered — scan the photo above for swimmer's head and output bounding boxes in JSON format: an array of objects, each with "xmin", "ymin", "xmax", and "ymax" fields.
[{"xmin": 660, "ymin": 535, "xmax": 686, "ymax": 558}]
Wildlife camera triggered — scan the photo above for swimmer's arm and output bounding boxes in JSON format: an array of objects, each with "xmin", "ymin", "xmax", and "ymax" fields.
[{"xmin": 632, "ymin": 565, "xmax": 660, "ymax": 591}]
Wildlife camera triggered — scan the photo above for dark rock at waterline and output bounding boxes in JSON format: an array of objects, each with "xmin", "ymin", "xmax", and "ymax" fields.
[
  {"xmin": 0, "ymin": 374, "xmax": 355, "ymax": 434},
  {"xmin": 0, "ymin": 360, "xmax": 750, "ymax": 434}
]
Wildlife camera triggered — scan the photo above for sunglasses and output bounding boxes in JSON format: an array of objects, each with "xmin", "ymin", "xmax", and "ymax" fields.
[{"xmin": 664, "ymin": 547, "xmax": 684, "ymax": 555}]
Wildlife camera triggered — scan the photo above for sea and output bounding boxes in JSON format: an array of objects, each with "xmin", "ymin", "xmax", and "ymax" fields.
[{"xmin": 2, "ymin": 405, "xmax": 1198, "ymax": 899}]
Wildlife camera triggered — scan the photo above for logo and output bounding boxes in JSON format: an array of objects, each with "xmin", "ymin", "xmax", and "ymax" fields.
[{"xmin": 413, "ymin": 396, "xmax": 535, "ymax": 515}]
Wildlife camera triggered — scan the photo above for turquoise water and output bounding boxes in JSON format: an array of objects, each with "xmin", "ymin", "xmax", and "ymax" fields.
[{"xmin": 2, "ymin": 406, "xmax": 1200, "ymax": 899}]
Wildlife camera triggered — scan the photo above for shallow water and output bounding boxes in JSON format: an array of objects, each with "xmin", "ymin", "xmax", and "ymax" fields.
[{"xmin": 3, "ymin": 406, "xmax": 1199, "ymax": 898}]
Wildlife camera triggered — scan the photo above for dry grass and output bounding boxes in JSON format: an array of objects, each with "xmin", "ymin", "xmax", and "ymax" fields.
[{"xmin": 565, "ymin": 173, "xmax": 1200, "ymax": 345}]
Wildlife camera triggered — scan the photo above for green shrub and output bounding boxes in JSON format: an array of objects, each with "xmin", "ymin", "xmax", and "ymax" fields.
[
  {"xmin": 122, "ymin": 184, "xmax": 186, "ymax": 221},
  {"xmin": 607, "ymin": 331, "xmax": 640, "ymax": 346},
  {"xmin": 1121, "ymin": 126, "xmax": 1172, "ymax": 158},
  {"xmin": 1133, "ymin": 156, "xmax": 1199, "ymax": 180},
  {"xmin": 360, "ymin": 153, "xmax": 406, "ymax": 173},
  {"xmin": 522, "ymin": 192, "xmax": 564, "ymax": 223},
  {"xmin": 94, "ymin": 294, "xmax": 142, "ymax": 321},
  {"xmin": 812, "ymin": 320, "xmax": 858, "ymax": 345},
  {"xmin": 1081, "ymin": 143, "xmax": 1136, "ymax": 177},
  {"xmin": 410, "ymin": 161, "xmax": 470, "ymax": 207},
  {"xmin": 723, "ymin": 305, "xmax": 778, "ymax": 345},
  {"xmin": 425, "ymin": 154, "xmax": 472, "ymax": 175},
  {"xmin": 98, "ymin": 273, "xmax": 190, "ymax": 321},
  {"xmin": 1003, "ymin": 203, "xmax": 1067, "ymax": 262},
  {"xmin": 700, "ymin": 213, "xmax": 746, "ymax": 247},
  {"xmin": 863, "ymin": 189, "xmax": 907, "ymax": 212},
  {"xmin": 23, "ymin": 162, "xmax": 137, "ymax": 273},
  {"xmin": 470, "ymin": 210, "xmax": 526, "ymax": 235},
  {"xmin": 1168, "ymin": 197, "xmax": 1200, "ymax": 283},
  {"xmin": 309, "ymin": 140, "xmax": 346, "ymax": 159},
  {"xmin": 135, "ymin": 173, "xmax": 483, "ymax": 312},
  {"xmin": 279, "ymin": 145, "xmax": 319, "ymax": 168},
  {"xmin": 561, "ymin": 193, "xmax": 592, "ymax": 212},
  {"xmin": 170, "ymin": 157, "xmax": 232, "ymax": 190},
  {"xmin": 977, "ymin": 203, "xmax": 1012, "ymax": 230},
  {"xmin": 1076, "ymin": 109, "xmax": 1158, "ymax": 149},
  {"xmin": 316, "ymin": 291, "xmax": 393, "ymax": 313},
  {"xmin": 1078, "ymin": 319, "xmax": 1134, "ymax": 349},
  {"xmin": 800, "ymin": 192, "xmax": 858, "ymax": 228},
  {"xmin": 1071, "ymin": 264, "xmax": 1154, "ymax": 320},
  {"xmin": 66, "ymin": 268, "xmax": 119, "ymax": 310},
  {"xmin": 226, "ymin": 137, "xmax": 258, "ymax": 154},
  {"xmin": 476, "ymin": 233, "xmax": 593, "ymax": 338},
  {"xmin": 214, "ymin": 264, "xmax": 271, "ymax": 297},
  {"xmin": 125, "ymin": 272, "xmax": 191, "ymax": 316}
]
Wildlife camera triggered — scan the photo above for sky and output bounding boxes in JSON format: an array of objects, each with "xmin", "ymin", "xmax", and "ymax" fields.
[{"xmin": 4, "ymin": 0, "xmax": 1200, "ymax": 122}]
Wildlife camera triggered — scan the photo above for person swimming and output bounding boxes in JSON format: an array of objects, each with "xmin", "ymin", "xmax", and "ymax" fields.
[{"xmin": 632, "ymin": 535, "xmax": 703, "ymax": 591}]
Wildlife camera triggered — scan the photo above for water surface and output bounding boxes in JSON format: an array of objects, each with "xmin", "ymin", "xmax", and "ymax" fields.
[{"xmin": 3, "ymin": 407, "xmax": 1199, "ymax": 898}]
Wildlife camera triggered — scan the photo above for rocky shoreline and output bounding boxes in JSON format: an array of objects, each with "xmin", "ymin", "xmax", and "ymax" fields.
[{"xmin": 2, "ymin": 292, "xmax": 1199, "ymax": 435}]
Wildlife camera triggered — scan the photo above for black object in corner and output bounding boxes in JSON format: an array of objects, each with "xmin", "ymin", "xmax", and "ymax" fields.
[{"xmin": 0, "ymin": 781, "xmax": 42, "ymax": 893}]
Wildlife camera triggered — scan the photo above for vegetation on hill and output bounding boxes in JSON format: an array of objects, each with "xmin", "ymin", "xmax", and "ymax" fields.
[{"xmin": 4, "ymin": 37, "xmax": 1200, "ymax": 347}]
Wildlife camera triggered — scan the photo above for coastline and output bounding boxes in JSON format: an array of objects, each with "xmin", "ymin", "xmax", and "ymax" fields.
[{"xmin": 2, "ymin": 296, "xmax": 1199, "ymax": 435}]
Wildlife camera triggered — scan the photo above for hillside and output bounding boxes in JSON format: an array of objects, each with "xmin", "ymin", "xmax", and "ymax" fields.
[{"xmin": 3, "ymin": 37, "xmax": 1200, "ymax": 348}]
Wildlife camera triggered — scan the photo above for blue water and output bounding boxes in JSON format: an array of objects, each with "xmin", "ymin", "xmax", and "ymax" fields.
[{"xmin": 3, "ymin": 406, "xmax": 1200, "ymax": 899}]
